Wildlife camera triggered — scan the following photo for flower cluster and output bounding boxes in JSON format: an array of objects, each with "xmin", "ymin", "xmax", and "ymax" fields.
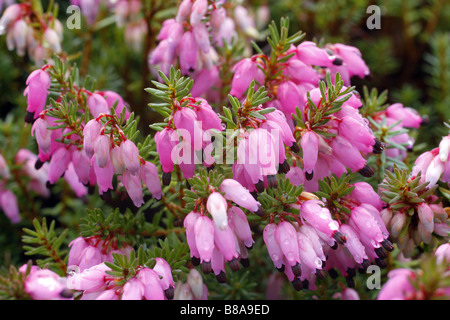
[
  {"xmin": 25, "ymin": 63, "xmax": 161, "ymax": 207},
  {"xmin": 287, "ymin": 86, "xmax": 380, "ymax": 192},
  {"xmin": 68, "ymin": 236, "xmax": 133, "ymax": 272},
  {"xmin": 230, "ymin": 38, "xmax": 369, "ymax": 124},
  {"xmin": 0, "ymin": 2, "xmax": 62, "ymax": 65},
  {"xmin": 370, "ymin": 103, "xmax": 423, "ymax": 161},
  {"xmin": 412, "ymin": 132, "xmax": 450, "ymax": 188},
  {"xmin": 150, "ymin": 0, "xmax": 223, "ymax": 79},
  {"xmin": 67, "ymin": 257, "xmax": 175, "ymax": 300},
  {"xmin": 379, "ymin": 168, "xmax": 450, "ymax": 257},
  {"xmin": 82, "ymin": 117, "xmax": 162, "ymax": 206},
  {"xmin": 19, "ymin": 264, "xmax": 72, "ymax": 300},
  {"xmin": 377, "ymin": 243, "xmax": 450, "ymax": 300},
  {"xmin": 0, "ymin": 148, "xmax": 55, "ymax": 224},
  {"xmin": 154, "ymin": 96, "xmax": 223, "ymax": 184},
  {"xmin": 0, "ymin": 153, "xmax": 19, "ymax": 224},
  {"xmin": 149, "ymin": 0, "xmax": 260, "ymax": 97},
  {"xmin": 261, "ymin": 178, "xmax": 392, "ymax": 290},
  {"xmin": 184, "ymin": 176, "xmax": 260, "ymax": 282},
  {"xmin": 231, "ymin": 104, "xmax": 298, "ymax": 193},
  {"xmin": 173, "ymin": 268, "xmax": 208, "ymax": 300}
]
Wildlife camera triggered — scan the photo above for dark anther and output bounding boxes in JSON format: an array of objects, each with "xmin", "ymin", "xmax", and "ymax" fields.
[
  {"xmin": 216, "ymin": 271, "xmax": 227, "ymax": 283},
  {"xmin": 347, "ymin": 267, "xmax": 356, "ymax": 278},
  {"xmin": 24, "ymin": 111, "xmax": 35, "ymax": 124},
  {"xmin": 346, "ymin": 276, "xmax": 355, "ymax": 288},
  {"xmin": 255, "ymin": 206, "xmax": 265, "ymax": 217},
  {"xmin": 292, "ymin": 263, "xmax": 302, "ymax": 277},
  {"xmin": 276, "ymin": 265, "xmax": 285, "ymax": 273},
  {"xmin": 46, "ymin": 181, "xmax": 53, "ymax": 189},
  {"xmin": 330, "ymin": 242, "xmax": 339, "ymax": 250},
  {"xmin": 59, "ymin": 288, "xmax": 74, "ymax": 299},
  {"xmin": 201, "ymin": 261, "xmax": 212, "ymax": 274},
  {"xmin": 375, "ymin": 247, "xmax": 387, "ymax": 259},
  {"xmin": 381, "ymin": 239, "xmax": 394, "ymax": 252},
  {"xmin": 305, "ymin": 171, "xmax": 314, "ymax": 181},
  {"xmin": 332, "ymin": 231, "xmax": 347, "ymax": 245},
  {"xmin": 164, "ymin": 287, "xmax": 175, "ymax": 300},
  {"xmin": 34, "ymin": 159, "xmax": 44, "ymax": 170},
  {"xmin": 162, "ymin": 172, "xmax": 172, "ymax": 186},
  {"xmin": 267, "ymin": 175, "xmax": 277, "ymax": 188},
  {"xmin": 290, "ymin": 142, "xmax": 300, "ymax": 153},
  {"xmin": 302, "ymin": 279, "xmax": 310, "ymax": 290},
  {"xmin": 315, "ymin": 269, "xmax": 325, "ymax": 280},
  {"xmin": 255, "ymin": 180, "xmax": 265, "ymax": 193},
  {"xmin": 375, "ymin": 258, "xmax": 387, "ymax": 269},
  {"xmin": 358, "ymin": 165, "xmax": 374, "ymax": 178},
  {"xmin": 191, "ymin": 256, "xmax": 200, "ymax": 266},
  {"xmin": 361, "ymin": 259, "xmax": 371, "ymax": 270},
  {"xmin": 240, "ymin": 258, "xmax": 250, "ymax": 268},
  {"xmin": 373, "ymin": 139, "xmax": 385, "ymax": 154},
  {"xmin": 328, "ymin": 268, "xmax": 338, "ymax": 279},
  {"xmin": 332, "ymin": 57, "xmax": 343, "ymax": 66},
  {"xmin": 278, "ymin": 160, "xmax": 290, "ymax": 174},
  {"xmin": 100, "ymin": 190, "xmax": 112, "ymax": 203},
  {"xmin": 291, "ymin": 278, "xmax": 303, "ymax": 291},
  {"xmin": 229, "ymin": 258, "xmax": 240, "ymax": 272}
]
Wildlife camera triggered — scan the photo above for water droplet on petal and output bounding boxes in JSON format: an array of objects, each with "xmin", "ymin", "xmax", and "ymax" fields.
[{"xmin": 314, "ymin": 258, "xmax": 322, "ymax": 268}]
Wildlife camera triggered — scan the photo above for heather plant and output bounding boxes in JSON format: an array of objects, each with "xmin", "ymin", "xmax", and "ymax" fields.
[{"xmin": 0, "ymin": 0, "xmax": 448, "ymax": 302}]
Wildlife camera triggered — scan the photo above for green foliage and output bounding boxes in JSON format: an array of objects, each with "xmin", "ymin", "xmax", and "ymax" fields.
[{"xmin": 21, "ymin": 218, "xmax": 68, "ymax": 276}]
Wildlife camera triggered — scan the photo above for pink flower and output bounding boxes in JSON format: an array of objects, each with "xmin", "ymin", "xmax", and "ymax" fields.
[
  {"xmin": 300, "ymin": 200, "xmax": 341, "ymax": 242},
  {"xmin": 137, "ymin": 268, "xmax": 166, "ymax": 300},
  {"xmin": 23, "ymin": 69, "xmax": 51, "ymax": 120},
  {"xmin": 229, "ymin": 58, "xmax": 264, "ymax": 98},
  {"xmin": 184, "ymin": 211, "xmax": 201, "ymax": 262},
  {"xmin": 71, "ymin": 148, "xmax": 91, "ymax": 184},
  {"xmin": 139, "ymin": 161, "xmax": 163, "ymax": 200},
  {"xmin": 153, "ymin": 258, "xmax": 175, "ymax": 298},
  {"xmin": 296, "ymin": 41, "xmax": 334, "ymax": 67},
  {"xmin": 121, "ymin": 170, "xmax": 144, "ymax": 207},
  {"xmin": 66, "ymin": 263, "xmax": 110, "ymax": 293},
  {"xmin": 228, "ymin": 206, "xmax": 254, "ymax": 249},
  {"xmin": 83, "ymin": 119, "xmax": 102, "ymax": 158},
  {"xmin": 219, "ymin": 179, "xmax": 261, "ymax": 213},
  {"xmin": 174, "ymin": 107, "xmax": 203, "ymax": 151},
  {"xmin": 301, "ymin": 131, "xmax": 319, "ymax": 179},
  {"xmin": 328, "ymin": 43, "xmax": 370, "ymax": 80},
  {"xmin": 275, "ymin": 221, "xmax": 301, "ymax": 273},
  {"xmin": 87, "ymin": 93, "xmax": 110, "ymax": 118},
  {"xmin": 24, "ymin": 269, "xmax": 70, "ymax": 300},
  {"xmin": 385, "ymin": 103, "xmax": 422, "ymax": 129},
  {"xmin": 206, "ymin": 192, "xmax": 228, "ymax": 230},
  {"xmin": 94, "ymin": 135, "xmax": 111, "ymax": 168},
  {"xmin": 435, "ymin": 243, "xmax": 450, "ymax": 265},
  {"xmin": 263, "ymin": 223, "xmax": 284, "ymax": 270},
  {"xmin": 122, "ymin": 277, "xmax": 145, "ymax": 300},
  {"xmin": 179, "ymin": 31, "xmax": 198, "ymax": 75},
  {"xmin": 120, "ymin": 139, "xmax": 140, "ymax": 175},
  {"xmin": 377, "ymin": 269, "xmax": 415, "ymax": 300},
  {"xmin": 0, "ymin": 189, "xmax": 20, "ymax": 224},
  {"xmin": 110, "ymin": 144, "xmax": 126, "ymax": 174},
  {"xmin": 154, "ymin": 128, "xmax": 179, "ymax": 175},
  {"xmin": 194, "ymin": 215, "xmax": 215, "ymax": 267},
  {"xmin": 47, "ymin": 147, "xmax": 71, "ymax": 184}
]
